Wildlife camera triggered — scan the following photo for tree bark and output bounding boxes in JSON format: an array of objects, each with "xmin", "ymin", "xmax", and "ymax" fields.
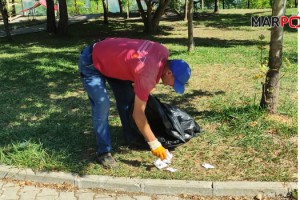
[
  {"xmin": 46, "ymin": 0, "xmax": 57, "ymax": 34},
  {"xmin": 57, "ymin": 0, "xmax": 68, "ymax": 35},
  {"xmin": 0, "ymin": 0, "xmax": 12, "ymax": 40},
  {"xmin": 260, "ymin": 0, "xmax": 286, "ymax": 113},
  {"xmin": 118, "ymin": 0, "xmax": 123, "ymax": 13},
  {"xmin": 184, "ymin": 0, "xmax": 188, "ymax": 21},
  {"xmin": 187, "ymin": 0, "xmax": 194, "ymax": 52},
  {"xmin": 102, "ymin": 0, "xmax": 108, "ymax": 24},
  {"xmin": 126, "ymin": 0, "xmax": 129, "ymax": 18},
  {"xmin": 201, "ymin": 0, "xmax": 204, "ymax": 9},
  {"xmin": 214, "ymin": 0, "xmax": 218, "ymax": 13},
  {"xmin": 74, "ymin": 0, "xmax": 77, "ymax": 14},
  {"xmin": 11, "ymin": 0, "xmax": 16, "ymax": 16}
]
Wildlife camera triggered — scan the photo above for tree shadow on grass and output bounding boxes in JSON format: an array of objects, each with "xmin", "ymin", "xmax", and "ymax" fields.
[
  {"xmin": 194, "ymin": 11, "xmax": 298, "ymax": 33},
  {"xmin": 156, "ymin": 37, "xmax": 264, "ymax": 54},
  {"xmin": 0, "ymin": 33, "xmax": 128, "ymax": 174},
  {"xmin": 152, "ymin": 89, "xmax": 225, "ymax": 117},
  {"xmin": 193, "ymin": 11, "xmax": 270, "ymax": 29}
]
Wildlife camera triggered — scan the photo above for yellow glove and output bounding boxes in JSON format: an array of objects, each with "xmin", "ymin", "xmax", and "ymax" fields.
[
  {"xmin": 148, "ymin": 139, "xmax": 167, "ymax": 160},
  {"xmin": 151, "ymin": 145, "xmax": 167, "ymax": 160}
]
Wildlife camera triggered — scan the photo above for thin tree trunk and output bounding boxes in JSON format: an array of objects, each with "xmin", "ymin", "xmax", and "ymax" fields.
[
  {"xmin": 11, "ymin": 0, "xmax": 16, "ymax": 16},
  {"xmin": 136, "ymin": 0, "xmax": 147, "ymax": 27},
  {"xmin": 295, "ymin": 0, "xmax": 298, "ymax": 7},
  {"xmin": 201, "ymin": 0, "xmax": 204, "ymax": 9},
  {"xmin": 126, "ymin": 0, "xmax": 129, "ymax": 18},
  {"xmin": 102, "ymin": 0, "xmax": 108, "ymax": 24},
  {"xmin": 21, "ymin": 0, "xmax": 24, "ymax": 16},
  {"xmin": 46, "ymin": 0, "xmax": 57, "ymax": 34},
  {"xmin": 187, "ymin": 0, "xmax": 194, "ymax": 52},
  {"xmin": 222, "ymin": 0, "xmax": 224, "ymax": 9},
  {"xmin": 0, "ymin": 0, "xmax": 12, "ymax": 41},
  {"xmin": 214, "ymin": 0, "xmax": 218, "ymax": 13},
  {"xmin": 184, "ymin": 0, "xmax": 188, "ymax": 21},
  {"xmin": 118, "ymin": 0, "xmax": 123, "ymax": 13},
  {"xmin": 260, "ymin": 0, "xmax": 287, "ymax": 113},
  {"xmin": 57, "ymin": 0, "xmax": 68, "ymax": 35},
  {"xmin": 74, "ymin": 0, "xmax": 77, "ymax": 14},
  {"xmin": 146, "ymin": 0, "xmax": 152, "ymax": 31}
]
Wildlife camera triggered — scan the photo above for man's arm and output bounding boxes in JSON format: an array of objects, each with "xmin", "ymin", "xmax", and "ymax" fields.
[{"xmin": 132, "ymin": 95, "xmax": 167, "ymax": 160}]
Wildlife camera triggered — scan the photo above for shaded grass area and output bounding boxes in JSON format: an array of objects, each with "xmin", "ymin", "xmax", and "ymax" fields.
[{"xmin": 0, "ymin": 9, "xmax": 297, "ymax": 181}]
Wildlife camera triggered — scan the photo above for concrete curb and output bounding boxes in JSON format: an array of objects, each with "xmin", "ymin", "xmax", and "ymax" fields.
[{"xmin": 0, "ymin": 164, "xmax": 297, "ymax": 197}]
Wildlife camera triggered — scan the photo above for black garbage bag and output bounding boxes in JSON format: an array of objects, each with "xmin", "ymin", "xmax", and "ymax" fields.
[{"xmin": 129, "ymin": 95, "xmax": 202, "ymax": 149}]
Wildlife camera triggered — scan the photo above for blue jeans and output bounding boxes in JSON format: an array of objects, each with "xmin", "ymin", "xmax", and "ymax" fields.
[{"xmin": 78, "ymin": 45, "xmax": 136, "ymax": 154}]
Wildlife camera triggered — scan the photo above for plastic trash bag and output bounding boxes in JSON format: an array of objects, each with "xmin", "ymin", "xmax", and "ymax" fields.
[{"xmin": 129, "ymin": 95, "xmax": 202, "ymax": 149}]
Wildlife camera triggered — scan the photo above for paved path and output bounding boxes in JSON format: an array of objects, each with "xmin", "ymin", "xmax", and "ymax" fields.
[
  {"xmin": 0, "ymin": 14, "xmax": 101, "ymax": 37},
  {"xmin": 0, "ymin": 178, "xmax": 181, "ymax": 200},
  {"xmin": 0, "ymin": 178, "xmax": 293, "ymax": 200}
]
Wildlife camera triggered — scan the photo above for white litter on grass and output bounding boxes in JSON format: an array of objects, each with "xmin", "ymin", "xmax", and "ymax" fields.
[
  {"xmin": 153, "ymin": 150, "xmax": 177, "ymax": 172},
  {"xmin": 201, "ymin": 163, "xmax": 215, "ymax": 169},
  {"xmin": 154, "ymin": 159, "xmax": 168, "ymax": 169},
  {"xmin": 166, "ymin": 167, "xmax": 177, "ymax": 172}
]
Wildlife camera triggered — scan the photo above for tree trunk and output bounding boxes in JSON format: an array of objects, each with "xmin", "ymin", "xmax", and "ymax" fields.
[
  {"xmin": 222, "ymin": 0, "xmax": 224, "ymax": 9},
  {"xmin": 0, "ymin": 0, "xmax": 12, "ymax": 41},
  {"xmin": 201, "ymin": 0, "xmax": 204, "ymax": 9},
  {"xmin": 11, "ymin": 0, "xmax": 16, "ymax": 16},
  {"xmin": 183, "ymin": 0, "xmax": 188, "ymax": 21},
  {"xmin": 214, "ymin": 0, "xmax": 218, "ymax": 13},
  {"xmin": 46, "ymin": 0, "xmax": 57, "ymax": 34},
  {"xmin": 260, "ymin": 0, "xmax": 286, "ymax": 113},
  {"xmin": 118, "ymin": 0, "xmax": 123, "ymax": 13},
  {"xmin": 187, "ymin": 0, "xmax": 194, "ymax": 52},
  {"xmin": 57, "ymin": 0, "xmax": 68, "ymax": 35},
  {"xmin": 136, "ymin": 0, "xmax": 170, "ymax": 33},
  {"xmin": 136, "ymin": 0, "xmax": 147, "ymax": 27},
  {"xmin": 295, "ymin": 0, "xmax": 298, "ymax": 7},
  {"xmin": 102, "ymin": 0, "xmax": 108, "ymax": 24},
  {"xmin": 247, "ymin": 0, "xmax": 250, "ymax": 8},
  {"xmin": 126, "ymin": 0, "xmax": 129, "ymax": 18},
  {"xmin": 74, "ymin": 0, "xmax": 77, "ymax": 14}
]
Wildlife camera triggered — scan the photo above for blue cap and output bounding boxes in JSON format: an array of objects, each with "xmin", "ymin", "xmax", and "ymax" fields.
[{"xmin": 170, "ymin": 59, "xmax": 191, "ymax": 94}]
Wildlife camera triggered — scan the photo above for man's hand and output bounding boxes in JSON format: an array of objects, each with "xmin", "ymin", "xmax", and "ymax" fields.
[
  {"xmin": 148, "ymin": 139, "xmax": 167, "ymax": 160},
  {"xmin": 151, "ymin": 145, "xmax": 167, "ymax": 160}
]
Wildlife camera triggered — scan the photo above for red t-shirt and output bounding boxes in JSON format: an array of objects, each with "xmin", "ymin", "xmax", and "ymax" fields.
[{"xmin": 92, "ymin": 38, "xmax": 169, "ymax": 101}]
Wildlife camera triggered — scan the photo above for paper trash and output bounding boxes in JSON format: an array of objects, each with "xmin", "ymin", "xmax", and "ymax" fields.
[
  {"xmin": 154, "ymin": 150, "xmax": 175, "ymax": 171},
  {"xmin": 166, "ymin": 167, "xmax": 177, "ymax": 172},
  {"xmin": 201, "ymin": 163, "xmax": 215, "ymax": 169}
]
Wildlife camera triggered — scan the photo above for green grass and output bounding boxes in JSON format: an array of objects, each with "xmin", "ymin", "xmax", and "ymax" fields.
[{"xmin": 0, "ymin": 9, "xmax": 297, "ymax": 181}]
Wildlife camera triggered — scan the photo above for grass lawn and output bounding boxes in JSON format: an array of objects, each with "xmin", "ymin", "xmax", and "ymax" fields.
[{"xmin": 0, "ymin": 8, "xmax": 297, "ymax": 182}]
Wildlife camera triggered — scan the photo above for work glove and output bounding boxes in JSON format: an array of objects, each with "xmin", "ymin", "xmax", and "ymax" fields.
[{"xmin": 148, "ymin": 139, "xmax": 167, "ymax": 160}]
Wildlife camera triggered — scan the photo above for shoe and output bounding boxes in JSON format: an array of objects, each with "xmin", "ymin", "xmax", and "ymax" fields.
[{"xmin": 96, "ymin": 152, "xmax": 119, "ymax": 169}]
